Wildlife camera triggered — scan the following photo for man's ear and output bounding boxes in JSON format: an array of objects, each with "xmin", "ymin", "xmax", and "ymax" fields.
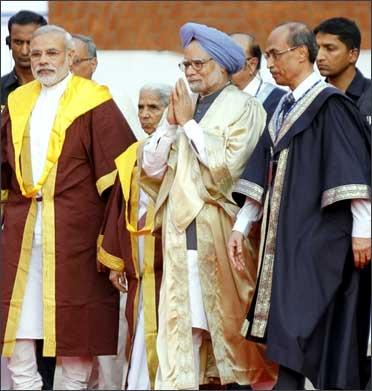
[
  {"xmin": 349, "ymin": 48, "xmax": 359, "ymax": 65},
  {"xmin": 67, "ymin": 48, "xmax": 75, "ymax": 67},
  {"xmin": 248, "ymin": 57, "xmax": 259, "ymax": 74},
  {"xmin": 298, "ymin": 45, "xmax": 308, "ymax": 63},
  {"xmin": 91, "ymin": 57, "xmax": 98, "ymax": 74}
]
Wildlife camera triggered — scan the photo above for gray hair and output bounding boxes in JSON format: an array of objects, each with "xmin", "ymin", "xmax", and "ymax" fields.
[
  {"xmin": 140, "ymin": 83, "xmax": 173, "ymax": 107},
  {"xmin": 72, "ymin": 34, "xmax": 97, "ymax": 58},
  {"xmin": 281, "ymin": 22, "xmax": 318, "ymax": 64},
  {"xmin": 32, "ymin": 24, "xmax": 74, "ymax": 50}
]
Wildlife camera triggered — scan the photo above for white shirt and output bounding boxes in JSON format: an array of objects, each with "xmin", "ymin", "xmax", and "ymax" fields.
[
  {"xmin": 30, "ymin": 73, "xmax": 72, "ymax": 245},
  {"xmin": 243, "ymin": 76, "xmax": 263, "ymax": 97},
  {"xmin": 233, "ymin": 72, "xmax": 371, "ymax": 238}
]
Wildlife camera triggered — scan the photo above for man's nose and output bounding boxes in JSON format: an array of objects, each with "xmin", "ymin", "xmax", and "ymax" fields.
[
  {"xmin": 266, "ymin": 56, "xmax": 274, "ymax": 68},
  {"xmin": 38, "ymin": 52, "xmax": 50, "ymax": 64},
  {"xmin": 316, "ymin": 47, "xmax": 326, "ymax": 61},
  {"xmin": 21, "ymin": 42, "xmax": 30, "ymax": 55},
  {"xmin": 185, "ymin": 65, "xmax": 197, "ymax": 76}
]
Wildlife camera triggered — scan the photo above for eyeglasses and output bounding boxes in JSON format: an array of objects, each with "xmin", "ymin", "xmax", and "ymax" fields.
[
  {"xmin": 30, "ymin": 49, "xmax": 65, "ymax": 61},
  {"xmin": 178, "ymin": 58, "xmax": 213, "ymax": 72},
  {"xmin": 263, "ymin": 46, "xmax": 300, "ymax": 61},
  {"xmin": 72, "ymin": 57, "xmax": 94, "ymax": 66}
]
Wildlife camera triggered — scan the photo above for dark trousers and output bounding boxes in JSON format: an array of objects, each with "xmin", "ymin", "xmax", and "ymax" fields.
[
  {"xmin": 274, "ymin": 365, "xmax": 306, "ymax": 390},
  {"xmin": 226, "ymin": 383, "xmax": 252, "ymax": 390},
  {"xmin": 35, "ymin": 340, "xmax": 56, "ymax": 390}
]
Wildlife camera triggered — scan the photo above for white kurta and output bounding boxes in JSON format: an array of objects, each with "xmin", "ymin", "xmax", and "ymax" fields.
[{"xmin": 16, "ymin": 73, "xmax": 72, "ymax": 339}]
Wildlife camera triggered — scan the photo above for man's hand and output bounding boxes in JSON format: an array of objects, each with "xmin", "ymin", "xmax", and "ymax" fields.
[
  {"xmin": 352, "ymin": 237, "xmax": 371, "ymax": 269},
  {"xmin": 172, "ymin": 79, "xmax": 194, "ymax": 126},
  {"xmin": 228, "ymin": 230, "xmax": 246, "ymax": 271},
  {"xmin": 109, "ymin": 270, "xmax": 127, "ymax": 292}
]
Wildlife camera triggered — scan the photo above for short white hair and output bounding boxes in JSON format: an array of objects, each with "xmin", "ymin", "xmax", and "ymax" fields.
[
  {"xmin": 140, "ymin": 83, "xmax": 173, "ymax": 107},
  {"xmin": 32, "ymin": 24, "xmax": 74, "ymax": 50}
]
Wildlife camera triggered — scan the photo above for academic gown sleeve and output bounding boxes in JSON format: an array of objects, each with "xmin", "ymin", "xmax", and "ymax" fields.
[
  {"xmin": 319, "ymin": 95, "xmax": 371, "ymax": 208},
  {"xmin": 202, "ymin": 98, "xmax": 266, "ymax": 199},
  {"xmin": 232, "ymin": 129, "xmax": 272, "ymax": 208},
  {"xmin": 98, "ymin": 176, "xmax": 132, "ymax": 272},
  {"xmin": 91, "ymin": 100, "xmax": 137, "ymax": 197}
]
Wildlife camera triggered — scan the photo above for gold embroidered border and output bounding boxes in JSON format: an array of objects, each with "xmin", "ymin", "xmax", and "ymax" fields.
[
  {"xmin": 196, "ymin": 208, "xmax": 235, "ymax": 384},
  {"xmin": 268, "ymin": 82, "xmax": 328, "ymax": 145},
  {"xmin": 251, "ymin": 148, "xmax": 289, "ymax": 338},
  {"xmin": 321, "ymin": 184, "xmax": 371, "ymax": 208},
  {"xmin": 234, "ymin": 179, "xmax": 264, "ymax": 204},
  {"xmin": 2, "ymin": 200, "xmax": 37, "ymax": 357},
  {"xmin": 161, "ymin": 210, "xmax": 194, "ymax": 389}
]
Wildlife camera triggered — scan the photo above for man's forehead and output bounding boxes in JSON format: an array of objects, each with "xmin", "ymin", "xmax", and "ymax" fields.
[
  {"xmin": 31, "ymin": 32, "xmax": 65, "ymax": 48},
  {"xmin": 315, "ymin": 32, "xmax": 343, "ymax": 45},
  {"xmin": 11, "ymin": 23, "xmax": 40, "ymax": 37},
  {"xmin": 72, "ymin": 39, "xmax": 88, "ymax": 56},
  {"xmin": 232, "ymin": 34, "xmax": 252, "ymax": 53},
  {"xmin": 266, "ymin": 27, "xmax": 289, "ymax": 50},
  {"xmin": 184, "ymin": 40, "xmax": 209, "ymax": 58}
]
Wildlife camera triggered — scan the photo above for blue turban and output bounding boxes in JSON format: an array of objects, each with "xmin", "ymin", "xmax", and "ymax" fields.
[{"xmin": 179, "ymin": 22, "xmax": 245, "ymax": 74}]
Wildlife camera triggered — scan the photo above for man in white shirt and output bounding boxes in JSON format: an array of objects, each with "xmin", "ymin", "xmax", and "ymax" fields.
[
  {"xmin": 1, "ymin": 25, "xmax": 136, "ymax": 390},
  {"xmin": 229, "ymin": 22, "xmax": 371, "ymax": 390},
  {"xmin": 230, "ymin": 32, "xmax": 286, "ymax": 123}
]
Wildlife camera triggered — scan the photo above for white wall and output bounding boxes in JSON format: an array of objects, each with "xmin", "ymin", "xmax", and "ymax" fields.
[{"xmin": 92, "ymin": 49, "xmax": 372, "ymax": 109}]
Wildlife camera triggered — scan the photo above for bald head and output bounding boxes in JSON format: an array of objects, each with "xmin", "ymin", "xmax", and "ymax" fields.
[
  {"xmin": 272, "ymin": 22, "xmax": 318, "ymax": 63},
  {"xmin": 265, "ymin": 22, "xmax": 317, "ymax": 90},
  {"xmin": 230, "ymin": 32, "xmax": 262, "ymax": 90}
]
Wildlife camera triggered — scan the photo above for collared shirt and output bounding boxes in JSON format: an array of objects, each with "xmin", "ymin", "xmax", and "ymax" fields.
[
  {"xmin": 291, "ymin": 71, "xmax": 322, "ymax": 102},
  {"xmin": 1, "ymin": 68, "xmax": 19, "ymax": 106},
  {"xmin": 243, "ymin": 76, "xmax": 263, "ymax": 97},
  {"xmin": 345, "ymin": 68, "xmax": 371, "ymax": 106},
  {"xmin": 193, "ymin": 83, "xmax": 228, "ymax": 122}
]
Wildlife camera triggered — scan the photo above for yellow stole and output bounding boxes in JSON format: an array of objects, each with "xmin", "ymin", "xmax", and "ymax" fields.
[
  {"xmin": 8, "ymin": 75, "xmax": 112, "ymax": 197},
  {"xmin": 115, "ymin": 142, "xmax": 158, "ymax": 387},
  {"xmin": 115, "ymin": 141, "xmax": 153, "ymax": 235}
]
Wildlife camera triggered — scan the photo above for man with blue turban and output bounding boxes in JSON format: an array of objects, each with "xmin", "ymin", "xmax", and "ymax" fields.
[{"xmin": 140, "ymin": 22, "xmax": 278, "ymax": 389}]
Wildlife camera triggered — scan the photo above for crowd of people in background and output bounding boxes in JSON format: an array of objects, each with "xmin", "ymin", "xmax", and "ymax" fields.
[{"xmin": 0, "ymin": 8, "xmax": 370, "ymax": 391}]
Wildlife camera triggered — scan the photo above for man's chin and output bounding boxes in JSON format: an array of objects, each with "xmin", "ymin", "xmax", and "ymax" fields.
[
  {"xmin": 188, "ymin": 84, "xmax": 202, "ymax": 94},
  {"xmin": 17, "ymin": 61, "xmax": 31, "ymax": 68},
  {"xmin": 36, "ymin": 75, "xmax": 58, "ymax": 87}
]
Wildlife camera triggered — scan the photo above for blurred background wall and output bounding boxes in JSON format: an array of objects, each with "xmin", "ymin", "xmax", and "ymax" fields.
[{"xmin": 2, "ymin": 1, "xmax": 371, "ymax": 137}]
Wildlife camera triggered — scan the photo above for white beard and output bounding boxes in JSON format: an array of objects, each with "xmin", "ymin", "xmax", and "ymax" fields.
[{"xmin": 33, "ymin": 58, "xmax": 69, "ymax": 87}]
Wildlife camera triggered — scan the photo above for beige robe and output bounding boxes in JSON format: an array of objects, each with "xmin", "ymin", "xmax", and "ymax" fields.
[{"xmin": 140, "ymin": 85, "xmax": 278, "ymax": 389}]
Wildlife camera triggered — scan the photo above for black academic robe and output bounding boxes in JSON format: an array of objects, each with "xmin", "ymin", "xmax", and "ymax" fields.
[
  {"xmin": 262, "ymin": 87, "xmax": 286, "ymax": 124},
  {"xmin": 233, "ymin": 86, "xmax": 371, "ymax": 390}
]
